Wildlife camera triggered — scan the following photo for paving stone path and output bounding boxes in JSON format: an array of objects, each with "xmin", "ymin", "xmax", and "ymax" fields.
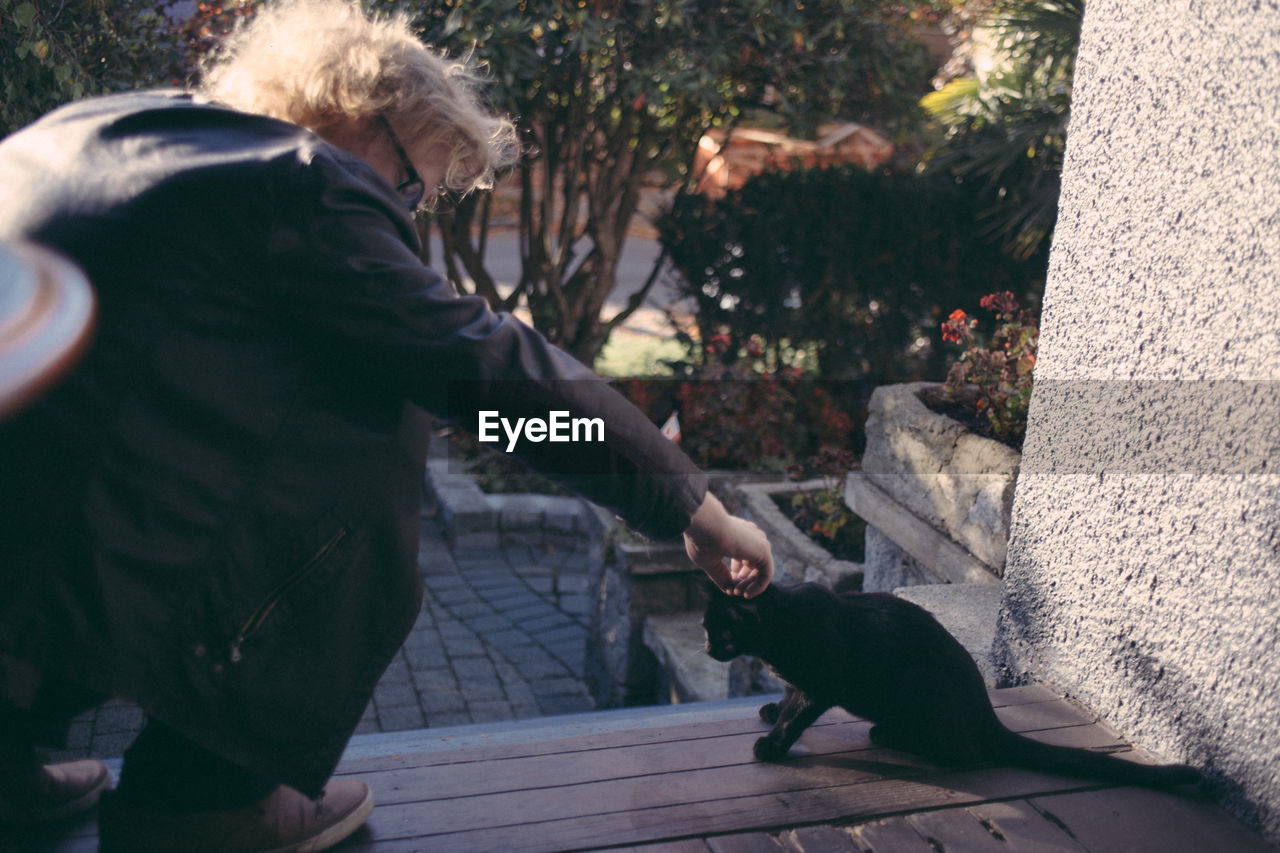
[
  {"xmin": 47, "ymin": 514, "xmax": 600, "ymax": 763},
  {"xmin": 359, "ymin": 517, "xmax": 597, "ymax": 734}
]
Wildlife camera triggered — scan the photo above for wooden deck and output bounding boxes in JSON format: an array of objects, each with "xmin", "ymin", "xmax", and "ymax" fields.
[{"xmin": 14, "ymin": 686, "xmax": 1276, "ymax": 852}]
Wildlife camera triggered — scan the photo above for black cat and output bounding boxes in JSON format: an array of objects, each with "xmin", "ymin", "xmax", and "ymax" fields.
[{"xmin": 703, "ymin": 583, "xmax": 1200, "ymax": 787}]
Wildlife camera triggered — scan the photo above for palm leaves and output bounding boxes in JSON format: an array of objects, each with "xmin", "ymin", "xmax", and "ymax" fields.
[{"xmin": 922, "ymin": 0, "xmax": 1084, "ymax": 262}]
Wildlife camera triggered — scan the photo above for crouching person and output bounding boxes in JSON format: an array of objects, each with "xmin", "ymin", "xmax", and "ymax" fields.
[{"xmin": 0, "ymin": 1, "xmax": 773, "ymax": 850}]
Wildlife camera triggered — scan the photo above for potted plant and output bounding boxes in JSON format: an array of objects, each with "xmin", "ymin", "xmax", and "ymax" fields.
[{"xmin": 846, "ymin": 292, "xmax": 1037, "ymax": 592}]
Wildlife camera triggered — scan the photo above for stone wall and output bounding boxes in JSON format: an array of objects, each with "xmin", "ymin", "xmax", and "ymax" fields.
[
  {"xmin": 852, "ymin": 382, "xmax": 1016, "ymax": 591},
  {"xmin": 585, "ymin": 540, "xmax": 706, "ymax": 708},
  {"xmin": 994, "ymin": 1, "xmax": 1280, "ymax": 842},
  {"xmin": 731, "ymin": 479, "xmax": 863, "ymax": 589}
]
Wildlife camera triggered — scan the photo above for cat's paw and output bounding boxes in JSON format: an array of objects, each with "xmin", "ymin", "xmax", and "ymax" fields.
[
  {"xmin": 753, "ymin": 736, "xmax": 789, "ymax": 762},
  {"xmin": 758, "ymin": 702, "xmax": 780, "ymax": 724}
]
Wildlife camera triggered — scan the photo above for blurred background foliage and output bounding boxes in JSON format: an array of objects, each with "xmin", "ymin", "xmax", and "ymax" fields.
[
  {"xmin": 378, "ymin": 0, "xmax": 949, "ymax": 364},
  {"xmin": 920, "ymin": 0, "xmax": 1082, "ymax": 262},
  {"xmin": 2, "ymin": 0, "xmax": 1081, "ymax": 416},
  {"xmin": 1, "ymin": 0, "xmax": 184, "ymax": 136},
  {"xmin": 0, "ymin": 1, "xmax": 273, "ymax": 136},
  {"xmin": 650, "ymin": 0, "xmax": 1080, "ymax": 392},
  {"xmin": 656, "ymin": 162, "xmax": 1044, "ymax": 384}
]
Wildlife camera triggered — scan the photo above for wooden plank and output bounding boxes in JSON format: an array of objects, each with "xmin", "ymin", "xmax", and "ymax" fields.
[
  {"xmin": 989, "ymin": 683, "xmax": 1061, "ymax": 705},
  {"xmin": 347, "ymin": 766, "xmax": 1106, "ymax": 852},
  {"xmin": 848, "ymin": 815, "xmax": 936, "ymax": 851},
  {"xmin": 347, "ymin": 697, "xmax": 1111, "ymax": 811},
  {"xmin": 337, "ymin": 687, "xmax": 1068, "ymax": 776},
  {"xmin": 582, "ymin": 840, "xmax": 710, "ymax": 853},
  {"xmin": 27, "ymin": 711, "xmax": 1103, "ymax": 851},
  {"xmin": 30, "ymin": 686, "xmax": 1125, "ymax": 853},
  {"xmin": 1022, "ymin": 724, "xmax": 1127, "ymax": 751},
  {"xmin": 966, "ymin": 800, "xmax": 1090, "ymax": 851},
  {"xmin": 996, "ymin": 695, "xmax": 1101, "ymax": 733},
  {"xmin": 905, "ymin": 807, "xmax": 1014, "ymax": 852},
  {"xmin": 337, "ymin": 686, "xmax": 1100, "ymax": 799},
  {"xmin": 1027, "ymin": 787, "xmax": 1278, "ymax": 853},
  {"xmin": 354, "ymin": 719, "xmax": 917, "ymax": 807},
  {"xmin": 359, "ymin": 745, "xmax": 932, "ymax": 838},
  {"xmin": 336, "ymin": 706, "xmax": 799, "ymax": 775},
  {"xmin": 705, "ymin": 832, "xmax": 790, "ymax": 852},
  {"xmin": 787, "ymin": 825, "xmax": 861, "ymax": 850}
]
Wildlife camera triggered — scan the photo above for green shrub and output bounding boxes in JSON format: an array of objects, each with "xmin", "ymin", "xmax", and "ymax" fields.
[
  {"xmin": 781, "ymin": 446, "xmax": 863, "ymax": 562},
  {"xmin": 656, "ymin": 163, "xmax": 1046, "ymax": 383},
  {"xmin": 1, "ymin": 0, "xmax": 188, "ymax": 137},
  {"xmin": 616, "ymin": 335, "xmax": 862, "ymax": 472}
]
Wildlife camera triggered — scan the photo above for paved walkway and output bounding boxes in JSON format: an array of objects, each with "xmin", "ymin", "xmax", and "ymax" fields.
[{"xmin": 46, "ymin": 516, "xmax": 600, "ymax": 764}]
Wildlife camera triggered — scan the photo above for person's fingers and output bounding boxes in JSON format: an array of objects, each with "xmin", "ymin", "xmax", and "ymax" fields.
[
  {"xmin": 686, "ymin": 539, "xmax": 734, "ymax": 594},
  {"xmin": 731, "ymin": 525, "xmax": 774, "ymax": 597},
  {"xmin": 683, "ymin": 514, "xmax": 774, "ymax": 597},
  {"xmin": 741, "ymin": 566, "xmax": 771, "ymax": 598}
]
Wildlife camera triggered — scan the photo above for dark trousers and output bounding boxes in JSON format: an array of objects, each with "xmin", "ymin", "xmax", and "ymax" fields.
[
  {"xmin": 114, "ymin": 718, "xmax": 278, "ymax": 812},
  {"xmin": 0, "ymin": 682, "xmax": 276, "ymax": 813}
]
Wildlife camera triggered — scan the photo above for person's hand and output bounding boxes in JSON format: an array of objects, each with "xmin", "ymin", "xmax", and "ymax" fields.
[{"xmin": 683, "ymin": 492, "xmax": 774, "ymax": 598}]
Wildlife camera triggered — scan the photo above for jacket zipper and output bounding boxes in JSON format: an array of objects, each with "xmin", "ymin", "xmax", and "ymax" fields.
[{"xmin": 228, "ymin": 527, "xmax": 348, "ymax": 663}]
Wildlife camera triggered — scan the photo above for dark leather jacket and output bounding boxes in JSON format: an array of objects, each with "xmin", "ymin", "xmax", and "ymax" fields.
[{"xmin": 0, "ymin": 92, "xmax": 705, "ymax": 794}]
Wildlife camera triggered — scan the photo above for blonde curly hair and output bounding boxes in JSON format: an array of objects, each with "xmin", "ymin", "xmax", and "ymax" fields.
[{"xmin": 199, "ymin": 0, "xmax": 518, "ymax": 194}]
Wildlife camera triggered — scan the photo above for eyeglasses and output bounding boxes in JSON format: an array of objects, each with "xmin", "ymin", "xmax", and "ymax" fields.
[{"xmin": 375, "ymin": 114, "xmax": 425, "ymax": 211}]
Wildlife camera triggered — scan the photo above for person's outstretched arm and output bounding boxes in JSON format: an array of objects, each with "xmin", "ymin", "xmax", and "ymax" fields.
[{"xmin": 683, "ymin": 492, "xmax": 774, "ymax": 598}]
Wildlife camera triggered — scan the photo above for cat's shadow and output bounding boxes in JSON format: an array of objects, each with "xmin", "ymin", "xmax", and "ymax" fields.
[{"xmin": 780, "ymin": 743, "xmax": 937, "ymax": 778}]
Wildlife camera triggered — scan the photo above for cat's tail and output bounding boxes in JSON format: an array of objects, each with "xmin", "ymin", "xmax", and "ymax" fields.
[{"xmin": 992, "ymin": 728, "xmax": 1201, "ymax": 788}]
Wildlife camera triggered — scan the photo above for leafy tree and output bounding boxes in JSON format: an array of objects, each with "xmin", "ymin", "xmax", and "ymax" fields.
[
  {"xmin": 387, "ymin": 0, "xmax": 939, "ymax": 364},
  {"xmin": 3, "ymin": 0, "xmax": 943, "ymax": 368},
  {"xmin": 0, "ymin": 0, "xmax": 189, "ymax": 137},
  {"xmin": 920, "ymin": 0, "xmax": 1083, "ymax": 261}
]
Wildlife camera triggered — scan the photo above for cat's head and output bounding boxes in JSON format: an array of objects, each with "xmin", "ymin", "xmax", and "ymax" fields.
[{"xmin": 702, "ymin": 584, "xmax": 779, "ymax": 662}]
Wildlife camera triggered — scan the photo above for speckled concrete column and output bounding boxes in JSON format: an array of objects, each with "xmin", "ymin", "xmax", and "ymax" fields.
[{"xmin": 992, "ymin": 0, "xmax": 1280, "ymax": 843}]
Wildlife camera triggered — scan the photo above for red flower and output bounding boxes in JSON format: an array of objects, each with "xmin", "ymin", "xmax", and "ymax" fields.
[
  {"xmin": 705, "ymin": 333, "xmax": 732, "ymax": 357},
  {"xmin": 979, "ymin": 291, "xmax": 1019, "ymax": 315}
]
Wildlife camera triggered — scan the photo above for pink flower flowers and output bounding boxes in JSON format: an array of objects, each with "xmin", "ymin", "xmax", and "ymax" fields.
[
  {"xmin": 979, "ymin": 291, "xmax": 1020, "ymax": 314},
  {"xmin": 941, "ymin": 293, "xmax": 1039, "ymax": 447}
]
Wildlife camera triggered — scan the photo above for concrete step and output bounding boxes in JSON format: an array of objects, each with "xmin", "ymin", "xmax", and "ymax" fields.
[
  {"xmin": 642, "ymin": 611, "xmax": 732, "ymax": 703},
  {"xmin": 338, "ymin": 694, "xmax": 779, "ymax": 761},
  {"xmin": 893, "ymin": 582, "xmax": 1002, "ymax": 686}
]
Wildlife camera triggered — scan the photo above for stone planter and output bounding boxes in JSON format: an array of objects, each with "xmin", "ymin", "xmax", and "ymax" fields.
[
  {"xmin": 845, "ymin": 381, "xmax": 1019, "ymax": 593},
  {"xmin": 587, "ymin": 470, "xmax": 834, "ymax": 709},
  {"xmin": 585, "ymin": 538, "xmax": 705, "ymax": 709},
  {"xmin": 730, "ymin": 479, "xmax": 863, "ymax": 590},
  {"xmin": 637, "ymin": 479, "xmax": 860, "ymax": 701}
]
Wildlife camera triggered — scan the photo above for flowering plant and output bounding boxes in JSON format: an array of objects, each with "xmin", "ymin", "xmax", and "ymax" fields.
[
  {"xmin": 940, "ymin": 291, "xmax": 1038, "ymax": 447},
  {"xmin": 618, "ymin": 333, "xmax": 855, "ymax": 471},
  {"xmin": 783, "ymin": 447, "xmax": 862, "ymax": 562}
]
